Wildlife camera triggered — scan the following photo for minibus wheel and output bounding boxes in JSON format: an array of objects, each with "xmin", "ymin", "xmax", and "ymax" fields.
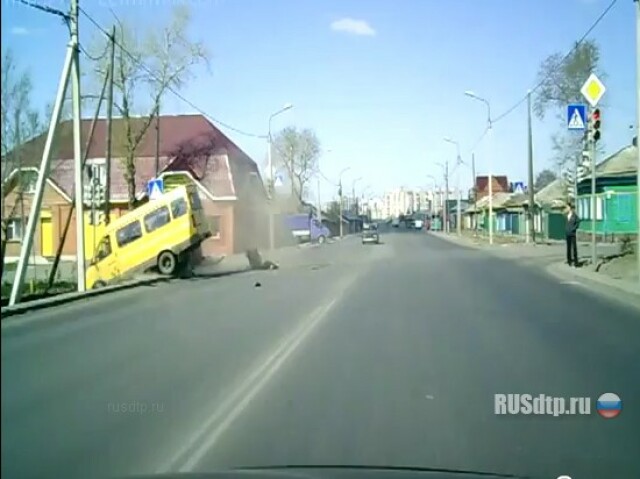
[
  {"xmin": 92, "ymin": 281, "xmax": 106, "ymax": 289},
  {"xmin": 158, "ymin": 250, "xmax": 177, "ymax": 275}
]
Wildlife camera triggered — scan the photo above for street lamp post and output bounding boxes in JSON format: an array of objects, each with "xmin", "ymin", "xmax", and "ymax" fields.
[
  {"xmin": 267, "ymin": 103, "xmax": 293, "ymax": 250},
  {"xmin": 352, "ymin": 177, "xmax": 363, "ymax": 216},
  {"xmin": 635, "ymin": 0, "xmax": 640, "ymax": 284},
  {"xmin": 444, "ymin": 137, "xmax": 463, "ymax": 236},
  {"xmin": 465, "ymin": 90, "xmax": 493, "ymax": 245},
  {"xmin": 338, "ymin": 167, "xmax": 351, "ymax": 238}
]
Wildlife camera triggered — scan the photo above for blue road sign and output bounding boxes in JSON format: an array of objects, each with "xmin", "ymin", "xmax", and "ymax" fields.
[
  {"xmin": 513, "ymin": 181, "xmax": 525, "ymax": 194},
  {"xmin": 567, "ymin": 104, "xmax": 587, "ymax": 131},
  {"xmin": 147, "ymin": 178, "xmax": 164, "ymax": 200}
]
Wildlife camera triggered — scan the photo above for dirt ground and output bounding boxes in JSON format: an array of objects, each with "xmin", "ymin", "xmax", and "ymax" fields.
[{"xmin": 597, "ymin": 253, "xmax": 639, "ymax": 281}]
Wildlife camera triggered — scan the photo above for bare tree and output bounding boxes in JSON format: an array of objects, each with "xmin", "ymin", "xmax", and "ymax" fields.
[
  {"xmin": 534, "ymin": 168, "xmax": 557, "ymax": 191},
  {"xmin": 533, "ymin": 40, "xmax": 605, "ymax": 170},
  {"xmin": 90, "ymin": 5, "xmax": 209, "ymax": 209},
  {"xmin": 1, "ymin": 48, "xmax": 46, "ymax": 272},
  {"xmin": 272, "ymin": 127, "xmax": 321, "ymax": 206}
]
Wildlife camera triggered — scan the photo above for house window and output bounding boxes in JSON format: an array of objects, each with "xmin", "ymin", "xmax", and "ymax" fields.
[
  {"xmin": 116, "ymin": 220, "xmax": 143, "ymax": 247},
  {"xmin": 595, "ymin": 197, "xmax": 604, "ymax": 221},
  {"xmin": 208, "ymin": 215, "xmax": 221, "ymax": 238},
  {"xmin": 20, "ymin": 171, "xmax": 37, "ymax": 194},
  {"xmin": 144, "ymin": 206, "xmax": 171, "ymax": 233},
  {"xmin": 6, "ymin": 218, "xmax": 23, "ymax": 241}
]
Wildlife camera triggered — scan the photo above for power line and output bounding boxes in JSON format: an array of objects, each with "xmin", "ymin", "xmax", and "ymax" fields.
[
  {"xmin": 15, "ymin": 0, "xmax": 69, "ymax": 21},
  {"xmin": 492, "ymin": 0, "xmax": 619, "ymax": 125},
  {"xmin": 78, "ymin": 6, "xmax": 265, "ymax": 139},
  {"xmin": 79, "ymin": 43, "xmax": 109, "ymax": 62}
]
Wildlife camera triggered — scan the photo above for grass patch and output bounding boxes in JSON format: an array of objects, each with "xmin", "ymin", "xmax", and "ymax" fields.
[{"xmin": 1, "ymin": 279, "xmax": 77, "ymax": 307}]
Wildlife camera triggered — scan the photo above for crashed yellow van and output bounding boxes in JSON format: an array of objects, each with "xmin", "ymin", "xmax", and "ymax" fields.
[{"xmin": 86, "ymin": 184, "xmax": 211, "ymax": 289}]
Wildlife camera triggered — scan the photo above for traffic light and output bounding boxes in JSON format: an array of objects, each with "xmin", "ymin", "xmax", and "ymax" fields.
[{"xmin": 591, "ymin": 108, "xmax": 601, "ymax": 143}]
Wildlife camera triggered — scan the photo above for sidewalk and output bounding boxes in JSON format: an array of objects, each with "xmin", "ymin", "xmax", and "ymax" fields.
[{"xmin": 430, "ymin": 231, "xmax": 639, "ymax": 302}]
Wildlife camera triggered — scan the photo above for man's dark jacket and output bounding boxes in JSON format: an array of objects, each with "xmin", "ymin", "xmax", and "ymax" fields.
[{"xmin": 566, "ymin": 213, "xmax": 580, "ymax": 236}]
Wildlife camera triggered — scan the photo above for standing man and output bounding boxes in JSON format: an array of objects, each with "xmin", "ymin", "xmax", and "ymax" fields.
[{"xmin": 565, "ymin": 204, "xmax": 581, "ymax": 267}]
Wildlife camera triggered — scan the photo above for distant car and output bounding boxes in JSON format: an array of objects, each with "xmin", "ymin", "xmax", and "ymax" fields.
[
  {"xmin": 391, "ymin": 218, "xmax": 400, "ymax": 228},
  {"xmin": 414, "ymin": 219, "xmax": 424, "ymax": 229},
  {"xmin": 362, "ymin": 226, "xmax": 380, "ymax": 245}
]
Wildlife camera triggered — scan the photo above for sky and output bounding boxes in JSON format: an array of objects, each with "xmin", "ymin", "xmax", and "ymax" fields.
[{"xmin": 1, "ymin": 0, "xmax": 637, "ymax": 202}]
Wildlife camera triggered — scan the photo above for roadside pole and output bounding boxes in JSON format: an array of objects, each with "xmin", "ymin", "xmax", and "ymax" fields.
[
  {"xmin": 444, "ymin": 161, "xmax": 449, "ymax": 233},
  {"xmin": 456, "ymin": 187, "xmax": 462, "ymax": 236},
  {"xmin": 527, "ymin": 90, "xmax": 535, "ymax": 244},
  {"xmin": 590, "ymin": 106, "xmax": 597, "ymax": 266},
  {"xmin": 9, "ymin": 46, "xmax": 74, "ymax": 305},
  {"xmin": 339, "ymin": 181, "xmax": 344, "ymax": 238},
  {"xmin": 104, "ymin": 26, "xmax": 115, "ymax": 226},
  {"xmin": 635, "ymin": 0, "xmax": 640, "ymax": 284},
  {"xmin": 71, "ymin": 0, "xmax": 86, "ymax": 292},
  {"xmin": 471, "ymin": 152, "xmax": 477, "ymax": 234},
  {"xmin": 267, "ymin": 133, "xmax": 275, "ymax": 250}
]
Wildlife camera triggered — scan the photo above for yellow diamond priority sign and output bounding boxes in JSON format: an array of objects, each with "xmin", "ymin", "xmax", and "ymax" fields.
[{"xmin": 580, "ymin": 73, "xmax": 606, "ymax": 108}]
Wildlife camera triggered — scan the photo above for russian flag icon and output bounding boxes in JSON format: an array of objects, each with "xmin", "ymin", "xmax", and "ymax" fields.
[{"xmin": 596, "ymin": 392, "xmax": 622, "ymax": 419}]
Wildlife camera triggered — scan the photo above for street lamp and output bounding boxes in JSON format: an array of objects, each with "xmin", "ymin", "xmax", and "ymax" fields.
[
  {"xmin": 336, "ymin": 167, "xmax": 351, "ymax": 238},
  {"xmin": 465, "ymin": 90, "xmax": 494, "ymax": 245},
  {"xmin": 316, "ymin": 149, "xmax": 333, "ymax": 223},
  {"xmin": 267, "ymin": 103, "xmax": 293, "ymax": 250},
  {"xmin": 444, "ymin": 137, "xmax": 464, "ymax": 236}
]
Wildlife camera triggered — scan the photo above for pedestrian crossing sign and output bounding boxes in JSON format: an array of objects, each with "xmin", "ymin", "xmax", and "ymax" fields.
[
  {"xmin": 567, "ymin": 104, "xmax": 587, "ymax": 131},
  {"xmin": 147, "ymin": 178, "xmax": 164, "ymax": 200}
]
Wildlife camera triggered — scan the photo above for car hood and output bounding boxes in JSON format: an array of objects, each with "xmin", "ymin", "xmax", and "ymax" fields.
[{"xmin": 125, "ymin": 465, "xmax": 529, "ymax": 479}]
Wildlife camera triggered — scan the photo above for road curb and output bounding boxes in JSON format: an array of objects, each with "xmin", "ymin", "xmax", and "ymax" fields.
[
  {"xmin": 0, "ymin": 275, "xmax": 169, "ymax": 320},
  {"xmin": 546, "ymin": 262, "xmax": 640, "ymax": 299}
]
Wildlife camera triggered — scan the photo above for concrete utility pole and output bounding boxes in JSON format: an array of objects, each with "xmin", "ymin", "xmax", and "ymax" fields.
[
  {"xmin": 635, "ymin": 0, "xmax": 640, "ymax": 284},
  {"xmin": 104, "ymin": 25, "xmax": 115, "ymax": 225},
  {"xmin": 339, "ymin": 180, "xmax": 344, "ymax": 238},
  {"xmin": 71, "ymin": 0, "xmax": 86, "ymax": 292},
  {"xmin": 465, "ymin": 90, "xmax": 493, "ymax": 244},
  {"xmin": 527, "ymin": 90, "xmax": 535, "ymax": 243},
  {"xmin": 266, "ymin": 104, "xmax": 293, "ymax": 250},
  {"xmin": 471, "ymin": 152, "xmax": 477, "ymax": 233},
  {"xmin": 9, "ymin": 42, "xmax": 74, "ymax": 306}
]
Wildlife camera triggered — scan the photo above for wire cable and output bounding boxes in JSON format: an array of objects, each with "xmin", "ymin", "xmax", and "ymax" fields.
[
  {"xmin": 79, "ymin": 43, "xmax": 109, "ymax": 62},
  {"xmin": 78, "ymin": 6, "xmax": 265, "ymax": 139},
  {"xmin": 15, "ymin": 0, "xmax": 69, "ymax": 21},
  {"xmin": 492, "ymin": 0, "xmax": 619, "ymax": 125}
]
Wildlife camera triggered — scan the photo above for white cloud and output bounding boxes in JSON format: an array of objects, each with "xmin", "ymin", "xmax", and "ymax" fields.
[
  {"xmin": 11, "ymin": 26, "xmax": 30, "ymax": 36},
  {"xmin": 330, "ymin": 18, "xmax": 376, "ymax": 37}
]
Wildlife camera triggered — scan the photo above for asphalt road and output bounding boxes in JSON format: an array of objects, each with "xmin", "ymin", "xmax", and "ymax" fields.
[{"xmin": 2, "ymin": 227, "xmax": 639, "ymax": 479}]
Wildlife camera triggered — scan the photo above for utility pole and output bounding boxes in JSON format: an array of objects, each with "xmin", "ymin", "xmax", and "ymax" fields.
[
  {"xmin": 471, "ymin": 153, "xmax": 477, "ymax": 233},
  {"xmin": 444, "ymin": 161, "xmax": 449, "ymax": 233},
  {"xmin": 527, "ymin": 90, "xmax": 535, "ymax": 244},
  {"xmin": 339, "ymin": 180, "xmax": 344, "ymax": 238},
  {"xmin": 71, "ymin": 0, "xmax": 86, "ymax": 292},
  {"xmin": 154, "ymin": 107, "xmax": 161, "ymax": 176},
  {"xmin": 104, "ymin": 25, "xmax": 115, "ymax": 226},
  {"xmin": 456, "ymin": 187, "xmax": 462, "ymax": 236},
  {"xmin": 9, "ymin": 42, "xmax": 74, "ymax": 305},
  {"xmin": 635, "ymin": 0, "xmax": 640, "ymax": 284}
]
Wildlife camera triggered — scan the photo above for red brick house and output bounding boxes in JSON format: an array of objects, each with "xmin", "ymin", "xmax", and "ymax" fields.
[{"xmin": 2, "ymin": 114, "xmax": 268, "ymax": 261}]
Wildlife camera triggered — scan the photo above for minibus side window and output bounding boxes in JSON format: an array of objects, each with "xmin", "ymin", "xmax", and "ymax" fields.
[
  {"xmin": 144, "ymin": 206, "xmax": 171, "ymax": 233},
  {"xmin": 116, "ymin": 221, "xmax": 143, "ymax": 247},
  {"xmin": 95, "ymin": 236, "xmax": 112, "ymax": 262},
  {"xmin": 171, "ymin": 197, "xmax": 188, "ymax": 219}
]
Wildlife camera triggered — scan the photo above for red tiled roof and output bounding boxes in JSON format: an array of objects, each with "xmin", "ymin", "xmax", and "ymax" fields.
[
  {"xmin": 12, "ymin": 115, "xmax": 263, "ymax": 201},
  {"xmin": 475, "ymin": 175, "xmax": 509, "ymax": 193}
]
